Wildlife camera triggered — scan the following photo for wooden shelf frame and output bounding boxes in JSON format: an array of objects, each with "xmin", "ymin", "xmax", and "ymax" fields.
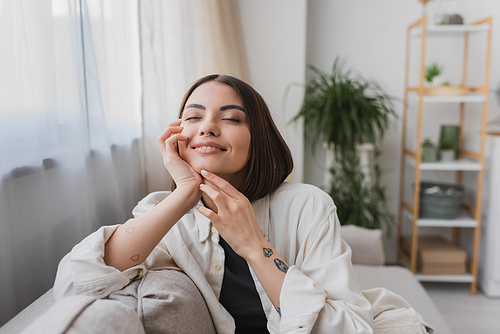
[{"xmin": 397, "ymin": 16, "xmax": 492, "ymax": 295}]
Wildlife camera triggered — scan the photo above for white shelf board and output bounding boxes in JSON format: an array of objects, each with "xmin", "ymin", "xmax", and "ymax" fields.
[
  {"xmin": 422, "ymin": 95, "xmax": 486, "ymax": 103},
  {"xmin": 403, "ymin": 207, "xmax": 478, "ymax": 228},
  {"xmin": 416, "ymin": 273, "xmax": 474, "ymax": 283},
  {"xmin": 406, "ymin": 157, "xmax": 482, "ymax": 171},
  {"xmin": 412, "ymin": 25, "xmax": 489, "ymax": 37}
]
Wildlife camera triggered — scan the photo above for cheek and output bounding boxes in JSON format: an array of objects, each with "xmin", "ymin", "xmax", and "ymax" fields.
[
  {"xmin": 238, "ymin": 131, "xmax": 251, "ymax": 160},
  {"xmin": 178, "ymin": 125, "xmax": 193, "ymax": 158}
]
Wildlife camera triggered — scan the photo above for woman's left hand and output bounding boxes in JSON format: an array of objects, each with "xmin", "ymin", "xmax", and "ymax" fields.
[{"xmin": 196, "ymin": 170, "xmax": 264, "ymax": 259}]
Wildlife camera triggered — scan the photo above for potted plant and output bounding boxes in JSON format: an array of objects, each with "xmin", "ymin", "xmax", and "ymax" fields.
[
  {"xmin": 424, "ymin": 62, "xmax": 444, "ymax": 85},
  {"xmin": 291, "ymin": 57, "xmax": 398, "ymax": 232},
  {"xmin": 422, "ymin": 138, "xmax": 437, "ymax": 162},
  {"xmin": 424, "ymin": 62, "xmax": 469, "ymax": 96},
  {"xmin": 439, "ymin": 124, "xmax": 460, "ymax": 159},
  {"xmin": 439, "ymin": 140, "xmax": 455, "ymax": 161}
]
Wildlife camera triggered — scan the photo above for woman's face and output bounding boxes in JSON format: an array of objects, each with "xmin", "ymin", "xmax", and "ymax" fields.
[{"xmin": 178, "ymin": 81, "xmax": 251, "ymax": 187}]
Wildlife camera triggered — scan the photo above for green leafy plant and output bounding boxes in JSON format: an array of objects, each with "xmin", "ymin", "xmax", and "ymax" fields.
[
  {"xmin": 424, "ymin": 62, "xmax": 443, "ymax": 83},
  {"xmin": 327, "ymin": 151, "xmax": 394, "ymax": 231},
  {"xmin": 440, "ymin": 139, "xmax": 454, "ymax": 149},
  {"xmin": 291, "ymin": 58, "xmax": 397, "ymax": 161},
  {"xmin": 290, "ymin": 57, "xmax": 398, "ymax": 231},
  {"xmin": 423, "ymin": 138, "xmax": 435, "ymax": 147}
]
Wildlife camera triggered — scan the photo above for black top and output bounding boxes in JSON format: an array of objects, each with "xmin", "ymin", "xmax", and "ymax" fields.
[{"xmin": 218, "ymin": 237, "xmax": 269, "ymax": 334}]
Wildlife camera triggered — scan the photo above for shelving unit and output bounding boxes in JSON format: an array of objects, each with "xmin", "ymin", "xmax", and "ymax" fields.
[{"xmin": 397, "ymin": 16, "xmax": 492, "ymax": 295}]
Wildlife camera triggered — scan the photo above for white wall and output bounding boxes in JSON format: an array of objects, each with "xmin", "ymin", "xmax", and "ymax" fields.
[
  {"xmin": 236, "ymin": 0, "xmax": 500, "ymax": 292},
  {"xmin": 237, "ymin": 0, "xmax": 307, "ymax": 182},
  {"xmin": 306, "ymin": 0, "xmax": 500, "ymax": 269}
]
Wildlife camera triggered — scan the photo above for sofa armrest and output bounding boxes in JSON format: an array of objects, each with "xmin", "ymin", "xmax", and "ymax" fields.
[{"xmin": 0, "ymin": 289, "xmax": 54, "ymax": 334}]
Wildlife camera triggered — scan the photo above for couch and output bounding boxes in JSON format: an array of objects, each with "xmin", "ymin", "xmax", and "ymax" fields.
[{"xmin": 0, "ymin": 226, "xmax": 453, "ymax": 333}]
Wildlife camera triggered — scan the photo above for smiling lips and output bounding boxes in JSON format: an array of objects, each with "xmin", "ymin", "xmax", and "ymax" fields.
[{"xmin": 192, "ymin": 141, "xmax": 227, "ymax": 153}]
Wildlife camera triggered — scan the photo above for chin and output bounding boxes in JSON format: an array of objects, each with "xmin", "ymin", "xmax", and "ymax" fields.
[{"xmin": 189, "ymin": 161, "xmax": 220, "ymax": 175}]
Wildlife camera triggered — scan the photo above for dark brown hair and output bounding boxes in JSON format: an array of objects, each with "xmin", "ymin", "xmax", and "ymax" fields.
[{"xmin": 172, "ymin": 74, "xmax": 293, "ymax": 202}]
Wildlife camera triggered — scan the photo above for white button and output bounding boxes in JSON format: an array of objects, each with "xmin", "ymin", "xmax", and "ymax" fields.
[
  {"xmin": 202, "ymin": 231, "xmax": 207, "ymax": 237},
  {"xmin": 214, "ymin": 263, "xmax": 221, "ymax": 271},
  {"xmin": 211, "ymin": 226, "xmax": 217, "ymax": 234}
]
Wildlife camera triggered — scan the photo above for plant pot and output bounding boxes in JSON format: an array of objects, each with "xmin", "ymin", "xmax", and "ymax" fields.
[
  {"xmin": 422, "ymin": 146, "xmax": 437, "ymax": 162},
  {"xmin": 440, "ymin": 149, "xmax": 455, "ymax": 162}
]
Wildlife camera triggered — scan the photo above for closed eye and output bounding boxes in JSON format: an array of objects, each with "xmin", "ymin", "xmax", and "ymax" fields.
[
  {"xmin": 185, "ymin": 117, "xmax": 201, "ymax": 121},
  {"xmin": 223, "ymin": 118, "xmax": 241, "ymax": 123}
]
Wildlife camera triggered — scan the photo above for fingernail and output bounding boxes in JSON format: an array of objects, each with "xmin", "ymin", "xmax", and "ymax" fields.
[
  {"xmin": 199, "ymin": 183, "xmax": 204, "ymax": 188},
  {"xmin": 201, "ymin": 170, "xmax": 209, "ymax": 176}
]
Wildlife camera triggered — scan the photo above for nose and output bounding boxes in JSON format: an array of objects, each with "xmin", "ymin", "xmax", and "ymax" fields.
[{"xmin": 199, "ymin": 116, "xmax": 220, "ymax": 137}]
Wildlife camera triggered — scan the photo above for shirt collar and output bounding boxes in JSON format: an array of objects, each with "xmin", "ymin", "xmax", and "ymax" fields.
[{"xmin": 193, "ymin": 194, "xmax": 270, "ymax": 243}]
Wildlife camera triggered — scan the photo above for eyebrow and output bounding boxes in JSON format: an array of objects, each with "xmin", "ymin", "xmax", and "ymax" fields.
[
  {"xmin": 184, "ymin": 104, "xmax": 205, "ymax": 110},
  {"xmin": 220, "ymin": 104, "xmax": 246, "ymax": 112},
  {"xmin": 184, "ymin": 103, "xmax": 245, "ymax": 113}
]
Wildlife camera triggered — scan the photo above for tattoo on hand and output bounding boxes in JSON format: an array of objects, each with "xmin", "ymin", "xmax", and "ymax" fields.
[
  {"xmin": 263, "ymin": 247, "xmax": 273, "ymax": 258},
  {"xmin": 274, "ymin": 258, "xmax": 289, "ymax": 273},
  {"xmin": 276, "ymin": 306, "xmax": 281, "ymax": 316}
]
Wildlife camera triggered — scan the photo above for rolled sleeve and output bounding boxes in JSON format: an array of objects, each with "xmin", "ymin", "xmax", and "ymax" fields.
[
  {"xmin": 54, "ymin": 224, "xmax": 146, "ymax": 300},
  {"xmin": 53, "ymin": 192, "xmax": 170, "ymax": 301},
  {"xmin": 278, "ymin": 266, "xmax": 326, "ymax": 333}
]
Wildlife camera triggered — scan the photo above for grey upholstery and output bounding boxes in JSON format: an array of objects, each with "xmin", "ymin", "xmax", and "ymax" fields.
[
  {"xmin": 1, "ymin": 266, "xmax": 452, "ymax": 334},
  {"xmin": 1, "ymin": 224, "xmax": 452, "ymax": 333}
]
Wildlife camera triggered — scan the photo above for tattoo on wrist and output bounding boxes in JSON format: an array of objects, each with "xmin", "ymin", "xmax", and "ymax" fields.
[
  {"xmin": 263, "ymin": 247, "xmax": 273, "ymax": 258},
  {"xmin": 274, "ymin": 258, "xmax": 289, "ymax": 273},
  {"xmin": 130, "ymin": 254, "xmax": 140, "ymax": 262},
  {"xmin": 276, "ymin": 306, "xmax": 281, "ymax": 316},
  {"xmin": 125, "ymin": 227, "xmax": 135, "ymax": 234}
]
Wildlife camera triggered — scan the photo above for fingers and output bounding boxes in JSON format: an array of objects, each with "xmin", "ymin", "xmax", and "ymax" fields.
[
  {"xmin": 196, "ymin": 205, "xmax": 218, "ymax": 221},
  {"xmin": 198, "ymin": 183, "xmax": 229, "ymax": 214},
  {"xmin": 200, "ymin": 170, "xmax": 242, "ymax": 199},
  {"xmin": 157, "ymin": 120, "xmax": 184, "ymax": 156}
]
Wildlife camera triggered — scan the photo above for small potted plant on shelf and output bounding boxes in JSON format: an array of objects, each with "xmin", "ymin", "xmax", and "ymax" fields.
[
  {"xmin": 424, "ymin": 62, "xmax": 444, "ymax": 85},
  {"xmin": 439, "ymin": 124, "xmax": 460, "ymax": 159},
  {"xmin": 422, "ymin": 138, "xmax": 437, "ymax": 162},
  {"xmin": 439, "ymin": 140, "xmax": 456, "ymax": 161},
  {"xmin": 424, "ymin": 62, "xmax": 469, "ymax": 96}
]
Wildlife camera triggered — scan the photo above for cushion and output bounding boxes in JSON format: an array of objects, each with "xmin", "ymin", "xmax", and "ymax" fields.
[{"xmin": 341, "ymin": 225, "xmax": 385, "ymax": 265}]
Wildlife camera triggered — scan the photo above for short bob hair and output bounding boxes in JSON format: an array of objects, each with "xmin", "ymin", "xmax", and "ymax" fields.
[{"xmin": 172, "ymin": 74, "xmax": 293, "ymax": 203}]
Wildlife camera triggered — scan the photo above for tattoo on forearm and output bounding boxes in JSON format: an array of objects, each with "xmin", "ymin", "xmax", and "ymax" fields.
[
  {"xmin": 276, "ymin": 306, "xmax": 281, "ymax": 316},
  {"xmin": 263, "ymin": 247, "xmax": 273, "ymax": 258},
  {"xmin": 130, "ymin": 254, "xmax": 139, "ymax": 261},
  {"xmin": 274, "ymin": 258, "xmax": 289, "ymax": 273},
  {"xmin": 125, "ymin": 227, "xmax": 135, "ymax": 234}
]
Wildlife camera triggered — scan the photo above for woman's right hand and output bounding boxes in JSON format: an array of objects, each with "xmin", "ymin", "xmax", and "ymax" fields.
[{"xmin": 157, "ymin": 120, "xmax": 202, "ymax": 191}]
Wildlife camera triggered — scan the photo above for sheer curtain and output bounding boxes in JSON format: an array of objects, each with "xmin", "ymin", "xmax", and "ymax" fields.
[
  {"xmin": 139, "ymin": 0, "xmax": 249, "ymax": 192},
  {"xmin": 0, "ymin": 0, "xmax": 144, "ymax": 325}
]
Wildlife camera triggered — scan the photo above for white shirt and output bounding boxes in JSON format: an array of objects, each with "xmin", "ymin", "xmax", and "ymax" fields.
[{"xmin": 54, "ymin": 182, "xmax": 374, "ymax": 333}]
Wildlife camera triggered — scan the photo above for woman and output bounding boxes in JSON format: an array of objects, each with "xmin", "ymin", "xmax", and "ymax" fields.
[{"xmin": 54, "ymin": 74, "xmax": 373, "ymax": 333}]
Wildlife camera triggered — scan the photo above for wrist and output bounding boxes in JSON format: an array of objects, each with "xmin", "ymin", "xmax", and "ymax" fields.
[
  {"xmin": 245, "ymin": 238, "xmax": 272, "ymax": 264},
  {"xmin": 173, "ymin": 184, "xmax": 202, "ymax": 207}
]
